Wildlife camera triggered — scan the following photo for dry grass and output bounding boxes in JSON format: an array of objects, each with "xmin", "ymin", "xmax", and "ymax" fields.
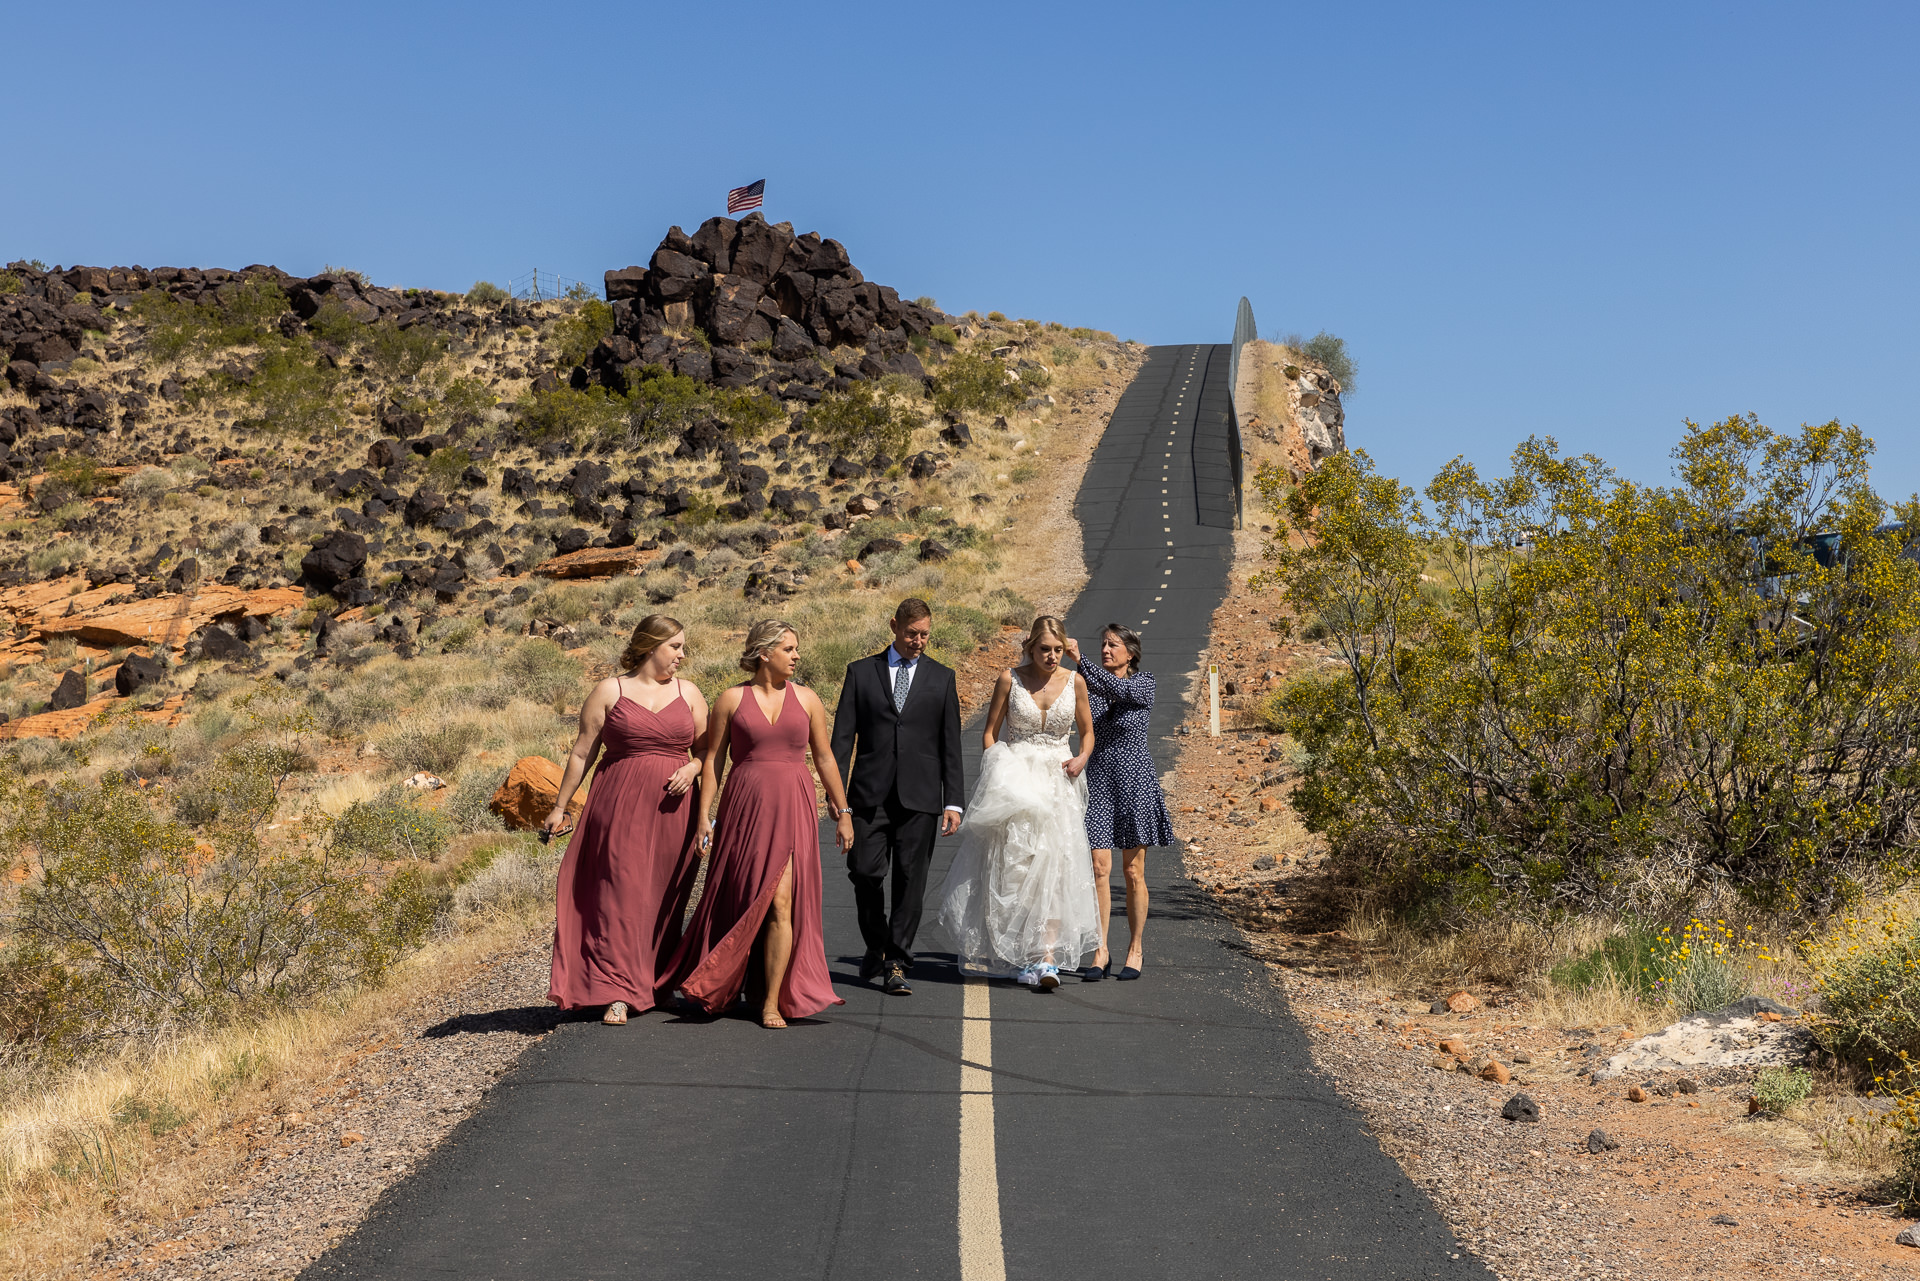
[{"xmin": 0, "ymin": 906, "xmax": 545, "ymax": 1279}]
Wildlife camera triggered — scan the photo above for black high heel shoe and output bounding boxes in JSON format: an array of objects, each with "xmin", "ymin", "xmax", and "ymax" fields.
[
  {"xmin": 1116, "ymin": 964, "xmax": 1143, "ymax": 981},
  {"xmin": 1082, "ymin": 963, "xmax": 1107, "ymax": 981}
]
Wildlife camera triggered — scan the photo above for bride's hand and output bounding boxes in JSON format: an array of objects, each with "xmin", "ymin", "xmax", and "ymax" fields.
[{"xmin": 1063, "ymin": 754, "xmax": 1088, "ymax": 780}]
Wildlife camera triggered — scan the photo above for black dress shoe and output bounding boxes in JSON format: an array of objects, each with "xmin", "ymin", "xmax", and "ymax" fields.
[
  {"xmin": 883, "ymin": 963, "xmax": 912, "ymax": 996},
  {"xmin": 859, "ymin": 953, "xmax": 886, "ymax": 982}
]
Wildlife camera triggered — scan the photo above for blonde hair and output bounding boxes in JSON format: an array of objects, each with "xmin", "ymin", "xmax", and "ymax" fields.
[
  {"xmin": 1023, "ymin": 615, "xmax": 1067, "ymax": 661},
  {"xmin": 620, "ymin": 614, "xmax": 684, "ymax": 672},
  {"xmin": 738, "ymin": 618, "xmax": 797, "ymax": 674}
]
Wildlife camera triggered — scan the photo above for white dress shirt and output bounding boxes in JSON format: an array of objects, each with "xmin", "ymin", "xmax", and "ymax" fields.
[{"xmin": 886, "ymin": 645, "xmax": 962, "ymax": 815}]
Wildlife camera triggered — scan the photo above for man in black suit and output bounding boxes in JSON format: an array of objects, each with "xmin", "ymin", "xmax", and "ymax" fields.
[{"xmin": 830, "ymin": 597, "xmax": 965, "ymax": 995}]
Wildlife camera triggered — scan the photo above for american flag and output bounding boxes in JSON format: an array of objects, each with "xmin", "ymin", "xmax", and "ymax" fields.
[{"xmin": 726, "ymin": 179, "xmax": 765, "ymax": 215}]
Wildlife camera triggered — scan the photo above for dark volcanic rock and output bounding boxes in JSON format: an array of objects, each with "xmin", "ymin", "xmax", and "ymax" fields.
[
  {"xmin": 49, "ymin": 668, "xmax": 87, "ymax": 711},
  {"xmin": 857, "ymin": 537, "xmax": 904, "ymax": 562},
  {"xmin": 404, "ymin": 489, "xmax": 448, "ymax": 527},
  {"xmin": 554, "ymin": 527, "xmax": 592, "ymax": 556},
  {"xmin": 300, "ymin": 531, "xmax": 368, "ymax": 589},
  {"xmin": 827, "ymin": 455, "xmax": 866, "ymax": 481},
  {"xmin": 191, "ymin": 624, "xmax": 252, "ymax": 663}
]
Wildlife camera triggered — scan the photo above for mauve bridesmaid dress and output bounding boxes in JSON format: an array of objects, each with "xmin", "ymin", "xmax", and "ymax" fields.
[
  {"xmin": 667, "ymin": 683, "xmax": 844, "ymax": 1019},
  {"xmin": 548, "ymin": 686, "xmax": 702, "ymax": 1012}
]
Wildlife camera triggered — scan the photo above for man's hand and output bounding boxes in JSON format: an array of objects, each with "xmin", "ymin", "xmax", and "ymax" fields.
[{"xmin": 940, "ymin": 809, "xmax": 961, "ymax": 837}]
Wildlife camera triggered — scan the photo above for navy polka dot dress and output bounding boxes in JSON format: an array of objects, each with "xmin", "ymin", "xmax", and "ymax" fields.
[{"xmin": 1078, "ymin": 658, "xmax": 1176, "ymax": 850}]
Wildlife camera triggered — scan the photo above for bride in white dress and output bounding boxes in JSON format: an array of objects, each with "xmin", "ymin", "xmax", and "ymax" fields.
[{"xmin": 937, "ymin": 616, "xmax": 1102, "ymax": 989}]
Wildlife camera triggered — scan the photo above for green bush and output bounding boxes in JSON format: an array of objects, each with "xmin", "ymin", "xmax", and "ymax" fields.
[
  {"xmin": 0, "ymin": 761, "xmax": 434, "ymax": 1049},
  {"xmin": 805, "ymin": 381, "xmax": 921, "ymax": 458},
  {"xmin": 360, "ymin": 321, "xmax": 446, "ymax": 382},
  {"xmin": 0, "ymin": 270, "xmax": 20, "ymax": 295},
  {"xmin": 930, "ymin": 351, "xmax": 1024, "ymax": 419},
  {"xmin": 929, "ymin": 325, "xmax": 958, "ymax": 347},
  {"xmin": 466, "ymin": 281, "xmax": 508, "ymax": 305},
  {"xmin": 447, "ymin": 765, "xmax": 510, "ymax": 834},
  {"xmin": 378, "ymin": 722, "xmax": 482, "ymax": 775},
  {"xmin": 330, "ymin": 783, "xmax": 456, "ymax": 860},
  {"xmin": 1279, "ymin": 330, "xmax": 1356, "ymax": 395},
  {"xmin": 1548, "ymin": 929, "xmax": 1662, "ymax": 997},
  {"xmin": 424, "ymin": 446, "xmax": 475, "ymax": 489},
  {"xmin": 306, "ymin": 298, "xmax": 365, "ymax": 346},
  {"xmin": 552, "ymin": 299, "xmax": 614, "ymax": 368},
  {"xmin": 244, "ymin": 342, "xmax": 344, "ymax": 435},
  {"xmin": 930, "ymin": 604, "xmax": 998, "ymax": 661},
  {"xmin": 1255, "ymin": 417, "xmax": 1920, "ymax": 918},
  {"xmin": 1753, "ymin": 1066, "xmax": 1813, "ymax": 1112},
  {"xmin": 130, "ymin": 278, "xmax": 287, "ymax": 363},
  {"xmin": 503, "ymin": 638, "xmax": 585, "ymax": 706},
  {"xmin": 1806, "ymin": 910, "xmax": 1920, "ymax": 1070}
]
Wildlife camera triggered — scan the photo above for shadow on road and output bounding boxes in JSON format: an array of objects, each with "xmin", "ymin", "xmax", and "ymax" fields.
[{"xmin": 422, "ymin": 1006, "xmax": 575, "ymax": 1039}]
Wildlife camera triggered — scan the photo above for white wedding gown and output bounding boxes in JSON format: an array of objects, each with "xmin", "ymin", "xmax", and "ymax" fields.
[{"xmin": 937, "ymin": 674, "xmax": 1102, "ymax": 975}]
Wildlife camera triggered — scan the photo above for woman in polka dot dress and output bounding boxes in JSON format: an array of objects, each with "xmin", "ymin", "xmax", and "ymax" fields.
[{"xmin": 1066, "ymin": 626, "xmax": 1174, "ymax": 981}]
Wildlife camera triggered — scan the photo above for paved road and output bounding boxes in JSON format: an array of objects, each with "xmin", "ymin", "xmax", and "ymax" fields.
[{"xmin": 306, "ymin": 345, "xmax": 1481, "ymax": 1280}]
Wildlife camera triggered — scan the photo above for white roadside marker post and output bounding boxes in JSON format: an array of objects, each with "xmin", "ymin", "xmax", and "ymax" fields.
[{"xmin": 1209, "ymin": 664, "xmax": 1220, "ymax": 738}]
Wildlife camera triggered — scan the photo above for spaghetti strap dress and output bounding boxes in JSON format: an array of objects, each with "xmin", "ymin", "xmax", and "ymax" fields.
[
  {"xmin": 548, "ymin": 685, "xmax": 702, "ymax": 1012},
  {"xmin": 667, "ymin": 683, "xmax": 844, "ymax": 1019}
]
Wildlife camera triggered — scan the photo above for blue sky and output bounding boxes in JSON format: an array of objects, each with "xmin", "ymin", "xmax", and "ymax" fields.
[{"xmin": 5, "ymin": 2, "xmax": 1916, "ymax": 495}]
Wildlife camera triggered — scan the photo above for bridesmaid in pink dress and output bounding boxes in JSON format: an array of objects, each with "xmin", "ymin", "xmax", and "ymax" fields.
[
  {"xmin": 670, "ymin": 618, "xmax": 855, "ymax": 1028},
  {"xmin": 544, "ymin": 615, "xmax": 709, "ymax": 1025}
]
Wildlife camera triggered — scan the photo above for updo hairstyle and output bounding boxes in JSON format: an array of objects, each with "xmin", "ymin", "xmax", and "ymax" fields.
[
  {"xmin": 1023, "ymin": 615, "xmax": 1068, "ymax": 662},
  {"xmin": 738, "ymin": 618, "xmax": 798, "ymax": 674},
  {"xmin": 619, "ymin": 614, "xmax": 684, "ymax": 672}
]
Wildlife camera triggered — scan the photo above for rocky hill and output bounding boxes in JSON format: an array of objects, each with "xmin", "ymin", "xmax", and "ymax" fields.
[{"xmin": 0, "ymin": 222, "xmax": 1130, "ymax": 735}]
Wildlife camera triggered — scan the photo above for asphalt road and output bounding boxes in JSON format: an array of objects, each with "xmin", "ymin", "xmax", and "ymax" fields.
[{"xmin": 305, "ymin": 344, "xmax": 1482, "ymax": 1280}]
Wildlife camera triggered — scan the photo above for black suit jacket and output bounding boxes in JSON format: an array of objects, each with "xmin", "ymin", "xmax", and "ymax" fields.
[{"xmin": 832, "ymin": 650, "xmax": 965, "ymax": 814}]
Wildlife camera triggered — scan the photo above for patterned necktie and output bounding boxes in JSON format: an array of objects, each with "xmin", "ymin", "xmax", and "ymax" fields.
[{"xmin": 892, "ymin": 659, "xmax": 911, "ymax": 713}]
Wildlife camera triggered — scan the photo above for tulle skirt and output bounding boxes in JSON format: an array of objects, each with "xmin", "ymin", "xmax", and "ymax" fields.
[{"xmin": 937, "ymin": 738, "xmax": 1102, "ymax": 975}]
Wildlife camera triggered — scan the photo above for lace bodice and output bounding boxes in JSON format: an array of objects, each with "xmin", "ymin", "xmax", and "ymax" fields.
[{"xmin": 1004, "ymin": 672, "xmax": 1076, "ymax": 747}]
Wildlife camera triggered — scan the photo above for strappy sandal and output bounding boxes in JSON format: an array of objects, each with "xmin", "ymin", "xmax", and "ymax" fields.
[{"xmin": 602, "ymin": 1001, "xmax": 629, "ymax": 1025}]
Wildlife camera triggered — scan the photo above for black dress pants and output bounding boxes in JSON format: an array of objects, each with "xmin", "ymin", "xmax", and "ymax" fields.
[{"xmin": 847, "ymin": 796, "xmax": 939, "ymax": 966}]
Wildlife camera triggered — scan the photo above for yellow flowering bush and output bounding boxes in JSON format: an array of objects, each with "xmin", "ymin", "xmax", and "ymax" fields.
[
  {"xmin": 1648, "ymin": 918, "xmax": 1770, "ymax": 1013},
  {"xmin": 1257, "ymin": 416, "xmax": 1920, "ymax": 918},
  {"xmin": 1802, "ymin": 899, "xmax": 1920, "ymax": 1071}
]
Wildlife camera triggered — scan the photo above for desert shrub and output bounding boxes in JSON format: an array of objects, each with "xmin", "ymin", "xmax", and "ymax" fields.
[
  {"xmin": 552, "ymin": 299, "xmax": 614, "ymax": 368},
  {"xmin": 930, "ymin": 350, "xmax": 1030, "ymax": 419},
  {"xmin": 431, "ymin": 375, "xmax": 494, "ymax": 429},
  {"xmin": 306, "ymin": 297, "xmax": 364, "ymax": 346},
  {"xmin": 713, "ymin": 387, "xmax": 783, "ymax": 439},
  {"xmin": 377, "ymin": 722, "xmax": 482, "ymax": 775},
  {"xmin": 245, "ymin": 342, "xmax": 344, "ymax": 434},
  {"xmin": 0, "ymin": 270, "xmax": 19, "ymax": 295},
  {"xmin": 447, "ymin": 764, "xmax": 510, "ymax": 833},
  {"xmin": 0, "ymin": 760, "xmax": 433, "ymax": 1049},
  {"xmin": 1804, "ymin": 904, "xmax": 1920, "ymax": 1071},
  {"xmin": 1280, "ymin": 330, "xmax": 1356, "ymax": 395},
  {"xmin": 360, "ymin": 321, "xmax": 445, "ymax": 382},
  {"xmin": 502, "ymin": 638, "xmax": 585, "ymax": 706},
  {"xmin": 805, "ymin": 381, "xmax": 920, "ymax": 458},
  {"xmin": 120, "ymin": 465, "xmax": 173, "ymax": 501},
  {"xmin": 1752, "ymin": 1065, "xmax": 1814, "ymax": 1113},
  {"xmin": 1258, "ymin": 417, "xmax": 1920, "ymax": 920},
  {"xmin": 929, "ymin": 604, "xmax": 997, "ymax": 660},
  {"xmin": 520, "ymin": 384, "xmax": 627, "ymax": 442},
  {"xmin": 983, "ymin": 586, "xmax": 1033, "ymax": 626},
  {"xmin": 424, "ymin": 446, "xmax": 474, "ymax": 489},
  {"xmin": 621, "ymin": 366, "xmax": 713, "ymax": 443},
  {"xmin": 329, "ymin": 783, "xmax": 455, "ymax": 860},
  {"xmin": 311, "ymin": 687, "xmax": 396, "ymax": 737},
  {"xmin": 466, "ymin": 280, "xmax": 508, "ymax": 305},
  {"xmin": 453, "ymin": 846, "xmax": 556, "ymax": 921},
  {"xmin": 930, "ymin": 324, "xmax": 957, "ymax": 347},
  {"xmin": 1050, "ymin": 343, "xmax": 1080, "ymax": 366},
  {"xmin": 1647, "ymin": 918, "xmax": 1761, "ymax": 1014},
  {"xmin": 130, "ymin": 278, "xmax": 287, "ymax": 363},
  {"xmin": 45, "ymin": 453, "xmax": 116, "ymax": 498}
]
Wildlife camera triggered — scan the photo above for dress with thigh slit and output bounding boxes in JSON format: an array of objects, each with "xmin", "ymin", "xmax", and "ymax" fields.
[
  {"xmin": 667, "ymin": 683, "xmax": 844, "ymax": 1018},
  {"xmin": 548, "ymin": 688, "xmax": 702, "ymax": 1012}
]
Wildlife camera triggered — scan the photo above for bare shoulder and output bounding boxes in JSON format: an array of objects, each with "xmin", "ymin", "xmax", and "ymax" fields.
[
  {"xmin": 794, "ymin": 683, "xmax": 827, "ymax": 718},
  {"xmin": 680, "ymin": 679, "xmax": 710, "ymax": 712},
  {"xmin": 993, "ymin": 669, "xmax": 1014, "ymax": 692},
  {"xmin": 585, "ymin": 675, "xmax": 624, "ymax": 708},
  {"xmin": 713, "ymin": 684, "xmax": 745, "ymax": 715}
]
